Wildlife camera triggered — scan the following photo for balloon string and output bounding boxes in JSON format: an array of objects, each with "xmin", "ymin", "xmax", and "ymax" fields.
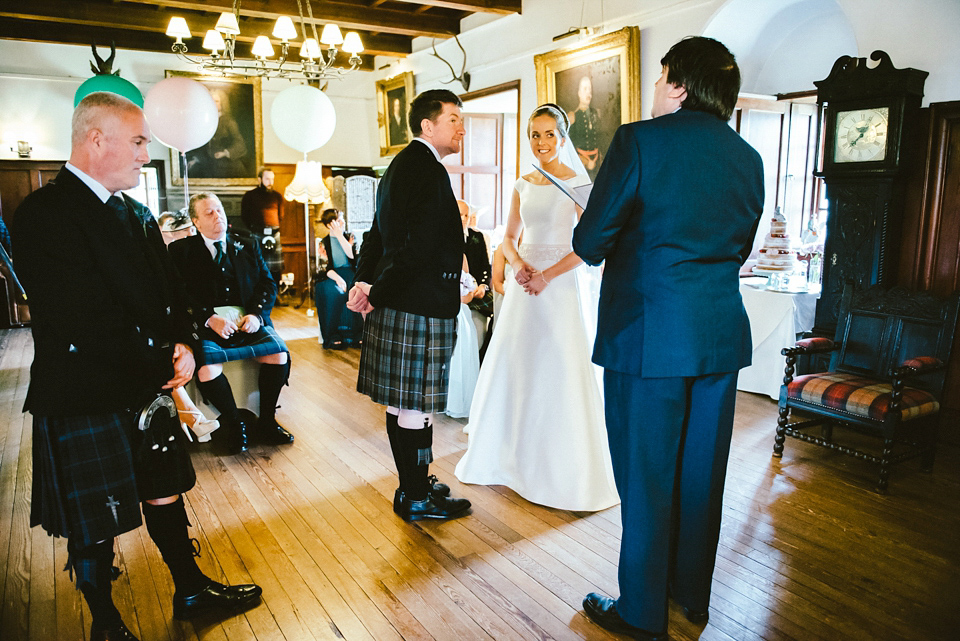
[{"xmin": 181, "ymin": 151, "xmax": 189, "ymax": 208}]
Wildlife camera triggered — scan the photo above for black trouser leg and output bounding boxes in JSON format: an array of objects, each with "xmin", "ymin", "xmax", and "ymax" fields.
[
  {"xmin": 258, "ymin": 360, "xmax": 289, "ymax": 423},
  {"xmin": 396, "ymin": 423, "xmax": 433, "ymax": 501},
  {"xmin": 197, "ymin": 373, "xmax": 239, "ymax": 422},
  {"xmin": 71, "ymin": 538, "xmax": 122, "ymax": 630},
  {"xmin": 142, "ymin": 497, "xmax": 209, "ymax": 597}
]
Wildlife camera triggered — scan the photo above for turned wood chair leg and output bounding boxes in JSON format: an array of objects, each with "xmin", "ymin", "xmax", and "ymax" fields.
[
  {"xmin": 773, "ymin": 405, "xmax": 788, "ymax": 457},
  {"xmin": 876, "ymin": 438, "xmax": 894, "ymax": 494}
]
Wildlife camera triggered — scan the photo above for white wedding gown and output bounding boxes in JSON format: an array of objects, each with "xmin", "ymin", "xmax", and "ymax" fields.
[{"xmin": 454, "ymin": 176, "xmax": 619, "ymax": 511}]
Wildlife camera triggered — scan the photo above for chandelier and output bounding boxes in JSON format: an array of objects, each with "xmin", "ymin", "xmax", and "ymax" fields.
[{"xmin": 165, "ymin": 0, "xmax": 363, "ymax": 80}]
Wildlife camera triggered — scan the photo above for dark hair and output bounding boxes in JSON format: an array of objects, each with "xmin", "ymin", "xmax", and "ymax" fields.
[
  {"xmin": 527, "ymin": 103, "xmax": 570, "ymax": 139},
  {"xmin": 408, "ymin": 89, "xmax": 462, "ymax": 136},
  {"xmin": 257, "ymin": 166, "xmax": 272, "ymax": 178},
  {"xmin": 320, "ymin": 208, "xmax": 341, "ymax": 226},
  {"xmin": 660, "ymin": 36, "xmax": 740, "ymax": 120}
]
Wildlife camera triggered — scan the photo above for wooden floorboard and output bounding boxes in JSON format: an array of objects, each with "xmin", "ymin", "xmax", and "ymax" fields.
[{"xmin": 1, "ymin": 305, "xmax": 959, "ymax": 640}]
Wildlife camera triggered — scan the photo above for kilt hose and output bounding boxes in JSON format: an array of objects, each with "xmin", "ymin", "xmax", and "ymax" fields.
[
  {"xmin": 32, "ymin": 400, "xmax": 196, "ymax": 549},
  {"xmin": 357, "ymin": 306, "xmax": 457, "ymax": 413}
]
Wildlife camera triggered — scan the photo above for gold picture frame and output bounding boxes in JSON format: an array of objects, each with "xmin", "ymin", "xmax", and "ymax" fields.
[
  {"xmin": 376, "ymin": 71, "xmax": 415, "ymax": 156},
  {"xmin": 534, "ymin": 27, "xmax": 640, "ymax": 180},
  {"xmin": 165, "ymin": 71, "xmax": 263, "ymax": 187}
]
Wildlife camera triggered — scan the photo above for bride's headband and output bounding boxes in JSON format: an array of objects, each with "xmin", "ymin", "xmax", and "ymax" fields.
[{"xmin": 530, "ymin": 102, "xmax": 570, "ymax": 136}]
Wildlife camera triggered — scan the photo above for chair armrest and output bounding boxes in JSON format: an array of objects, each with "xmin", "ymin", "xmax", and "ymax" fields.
[
  {"xmin": 892, "ymin": 356, "xmax": 945, "ymax": 378},
  {"xmin": 781, "ymin": 337, "xmax": 836, "ymax": 357}
]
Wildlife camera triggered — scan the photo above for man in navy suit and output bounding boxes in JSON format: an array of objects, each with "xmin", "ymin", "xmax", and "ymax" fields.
[{"xmin": 573, "ymin": 37, "xmax": 764, "ymax": 640}]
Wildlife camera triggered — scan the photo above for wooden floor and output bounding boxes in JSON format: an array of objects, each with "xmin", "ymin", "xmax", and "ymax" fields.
[{"xmin": 2, "ymin": 305, "xmax": 959, "ymax": 641}]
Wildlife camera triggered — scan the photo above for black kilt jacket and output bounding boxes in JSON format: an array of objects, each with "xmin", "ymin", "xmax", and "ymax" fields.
[
  {"xmin": 167, "ymin": 232, "xmax": 277, "ymax": 328},
  {"xmin": 12, "ymin": 167, "xmax": 195, "ymax": 417},
  {"xmin": 355, "ymin": 140, "xmax": 464, "ymax": 319}
]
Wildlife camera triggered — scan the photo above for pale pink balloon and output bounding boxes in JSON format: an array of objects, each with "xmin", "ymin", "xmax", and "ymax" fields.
[{"xmin": 143, "ymin": 77, "xmax": 218, "ymax": 152}]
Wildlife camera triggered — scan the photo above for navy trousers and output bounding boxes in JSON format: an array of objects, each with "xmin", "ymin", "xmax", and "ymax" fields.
[{"xmin": 603, "ymin": 370, "xmax": 738, "ymax": 632}]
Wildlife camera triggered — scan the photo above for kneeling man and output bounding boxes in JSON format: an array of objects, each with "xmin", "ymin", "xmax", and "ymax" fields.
[{"xmin": 169, "ymin": 192, "xmax": 292, "ymax": 454}]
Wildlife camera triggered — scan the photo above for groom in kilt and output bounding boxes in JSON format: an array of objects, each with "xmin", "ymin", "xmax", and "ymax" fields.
[
  {"xmin": 13, "ymin": 92, "xmax": 261, "ymax": 641},
  {"xmin": 348, "ymin": 89, "xmax": 471, "ymax": 521}
]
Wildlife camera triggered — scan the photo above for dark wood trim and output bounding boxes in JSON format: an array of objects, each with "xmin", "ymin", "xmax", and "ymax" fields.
[
  {"xmin": 392, "ymin": 0, "xmax": 521, "ymax": 14},
  {"xmin": 122, "ymin": 0, "xmax": 461, "ymax": 38},
  {"xmin": 777, "ymin": 89, "xmax": 818, "ymax": 102}
]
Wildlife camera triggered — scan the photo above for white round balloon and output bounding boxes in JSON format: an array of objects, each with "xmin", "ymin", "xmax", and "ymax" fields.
[
  {"xmin": 143, "ymin": 77, "xmax": 218, "ymax": 152},
  {"xmin": 271, "ymin": 85, "xmax": 336, "ymax": 153}
]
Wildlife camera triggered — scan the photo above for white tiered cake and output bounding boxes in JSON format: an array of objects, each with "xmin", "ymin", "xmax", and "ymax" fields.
[{"xmin": 755, "ymin": 210, "xmax": 796, "ymax": 272}]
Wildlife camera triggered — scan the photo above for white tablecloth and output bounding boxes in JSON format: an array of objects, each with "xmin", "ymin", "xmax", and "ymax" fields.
[{"xmin": 737, "ymin": 278, "xmax": 819, "ymax": 400}]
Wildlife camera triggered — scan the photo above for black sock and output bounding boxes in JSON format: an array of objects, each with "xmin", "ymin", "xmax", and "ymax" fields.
[
  {"xmin": 71, "ymin": 539, "xmax": 122, "ymax": 630},
  {"xmin": 397, "ymin": 422, "xmax": 433, "ymax": 501},
  {"xmin": 197, "ymin": 373, "xmax": 239, "ymax": 422},
  {"xmin": 142, "ymin": 497, "xmax": 210, "ymax": 597},
  {"xmin": 386, "ymin": 412, "xmax": 405, "ymax": 491},
  {"xmin": 258, "ymin": 360, "xmax": 289, "ymax": 423}
]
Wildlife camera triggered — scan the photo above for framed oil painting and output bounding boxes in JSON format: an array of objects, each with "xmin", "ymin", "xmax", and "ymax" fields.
[
  {"xmin": 166, "ymin": 71, "xmax": 263, "ymax": 187},
  {"xmin": 377, "ymin": 71, "xmax": 414, "ymax": 156},
  {"xmin": 535, "ymin": 27, "xmax": 640, "ymax": 180}
]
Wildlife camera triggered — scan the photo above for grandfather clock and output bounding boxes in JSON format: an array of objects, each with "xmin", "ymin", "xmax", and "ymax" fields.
[{"xmin": 813, "ymin": 50, "xmax": 927, "ymax": 335}]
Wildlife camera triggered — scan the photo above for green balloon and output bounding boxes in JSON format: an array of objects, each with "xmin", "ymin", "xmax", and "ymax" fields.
[{"xmin": 74, "ymin": 75, "xmax": 144, "ymax": 107}]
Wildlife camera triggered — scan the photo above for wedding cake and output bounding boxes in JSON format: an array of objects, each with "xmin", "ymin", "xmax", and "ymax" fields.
[{"xmin": 756, "ymin": 209, "xmax": 796, "ymax": 272}]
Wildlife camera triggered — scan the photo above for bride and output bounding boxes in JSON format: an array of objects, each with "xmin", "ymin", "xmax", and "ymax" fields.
[{"xmin": 454, "ymin": 103, "xmax": 618, "ymax": 511}]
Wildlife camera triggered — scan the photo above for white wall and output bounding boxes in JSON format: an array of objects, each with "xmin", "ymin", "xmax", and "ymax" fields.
[{"xmin": 1, "ymin": 0, "xmax": 957, "ymax": 171}]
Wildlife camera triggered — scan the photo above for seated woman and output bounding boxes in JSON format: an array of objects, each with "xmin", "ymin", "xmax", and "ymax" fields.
[
  {"xmin": 168, "ymin": 193, "xmax": 292, "ymax": 455},
  {"xmin": 158, "ymin": 209, "xmax": 219, "ymax": 441},
  {"xmin": 314, "ymin": 208, "xmax": 363, "ymax": 349}
]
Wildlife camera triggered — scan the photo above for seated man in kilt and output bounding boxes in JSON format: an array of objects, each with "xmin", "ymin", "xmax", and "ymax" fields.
[
  {"xmin": 348, "ymin": 89, "xmax": 472, "ymax": 521},
  {"xmin": 12, "ymin": 92, "xmax": 261, "ymax": 641},
  {"xmin": 169, "ymin": 192, "xmax": 292, "ymax": 455}
]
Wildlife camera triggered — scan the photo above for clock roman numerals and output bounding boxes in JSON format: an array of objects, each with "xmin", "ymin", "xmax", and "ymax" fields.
[{"xmin": 834, "ymin": 107, "xmax": 889, "ymax": 163}]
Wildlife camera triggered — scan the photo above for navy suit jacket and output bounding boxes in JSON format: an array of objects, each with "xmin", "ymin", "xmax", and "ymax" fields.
[
  {"xmin": 355, "ymin": 140, "xmax": 463, "ymax": 319},
  {"xmin": 168, "ymin": 232, "xmax": 277, "ymax": 327},
  {"xmin": 573, "ymin": 108, "xmax": 764, "ymax": 378}
]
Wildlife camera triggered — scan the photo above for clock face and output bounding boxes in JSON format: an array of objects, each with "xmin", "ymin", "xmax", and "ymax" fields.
[{"xmin": 834, "ymin": 107, "xmax": 889, "ymax": 163}]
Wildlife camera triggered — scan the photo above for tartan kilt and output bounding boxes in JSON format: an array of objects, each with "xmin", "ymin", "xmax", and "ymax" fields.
[
  {"xmin": 31, "ymin": 400, "xmax": 196, "ymax": 548},
  {"xmin": 198, "ymin": 324, "xmax": 288, "ymax": 366},
  {"xmin": 357, "ymin": 307, "xmax": 457, "ymax": 413}
]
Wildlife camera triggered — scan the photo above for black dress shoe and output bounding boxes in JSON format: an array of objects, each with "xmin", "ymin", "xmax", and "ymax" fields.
[
  {"xmin": 91, "ymin": 621, "xmax": 140, "ymax": 641},
  {"xmin": 173, "ymin": 580, "xmax": 263, "ymax": 620},
  {"xmin": 682, "ymin": 605, "xmax": 708, "ymax": 624},
  {"xmin": 258, "ymin": 417, "xmax": 294, "ymax": 445},
  {"xmin": 583, "ymin": 593, "xmax": 667, "ymax": 641},
  {"xmin": 427, "ymin": 474, "xmax": 451, "ymax": 497},
  {"xmin": 395, "ymin": 491, "xmax": 471, "ymax": 521}
]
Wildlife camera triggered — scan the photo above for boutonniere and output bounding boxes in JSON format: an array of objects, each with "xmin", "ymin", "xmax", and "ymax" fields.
[{"xmin": 232, "ymin": 240, "xmax": 244, "ymax": 252}]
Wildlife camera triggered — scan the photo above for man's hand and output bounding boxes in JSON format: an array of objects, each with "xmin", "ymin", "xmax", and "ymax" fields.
[
  {"xmin": 347, "ymin": 282, "xmax": 374, "ymax": 316},
  {"xmin": 207, "ymin": 314, "xmax": 238, "ymax": 339},
  {"xmin": 163, "ymin": 343, "xmax": 196, "ymax": 389},
  {"xmin": 238, "ymin": 314, "xmax": 261, "ymax": 333}
]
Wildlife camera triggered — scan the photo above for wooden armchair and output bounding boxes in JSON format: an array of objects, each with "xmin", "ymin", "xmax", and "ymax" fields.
[{"xmin": 773, "ymin": 284, "xmax": 960, "ymax": 493}]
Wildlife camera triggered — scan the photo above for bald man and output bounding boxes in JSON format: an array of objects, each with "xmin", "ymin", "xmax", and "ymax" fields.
[{"xmin": 12, "ymin": 92, "xmax": 261, "ymax": 641}]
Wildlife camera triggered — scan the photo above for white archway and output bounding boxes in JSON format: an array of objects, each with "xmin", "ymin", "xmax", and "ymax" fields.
[{"xmin": 702, "ymin": 0, "xmax": 858, "ymax": 95}]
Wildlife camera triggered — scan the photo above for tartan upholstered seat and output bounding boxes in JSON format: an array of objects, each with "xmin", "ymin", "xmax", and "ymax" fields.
[
  {"xmin": 786, "ymin": 371, "xmax": 940, "ymax": 422},
  {"xmin": 773, "ymin": 285, "xmax": 960, "ymax": 493}
]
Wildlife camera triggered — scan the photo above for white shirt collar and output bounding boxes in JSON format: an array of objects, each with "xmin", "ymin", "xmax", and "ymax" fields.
[
  {"xmin": 201, "ymin": 232, "xmax": 227, "ymax": 259},
  {"xmin": 65, "ymin": 162, "xmax": 121, "ymax": 203},
  {"xmin": 413, "ymin": 137, "xmax": 442, "ymax": 162}
]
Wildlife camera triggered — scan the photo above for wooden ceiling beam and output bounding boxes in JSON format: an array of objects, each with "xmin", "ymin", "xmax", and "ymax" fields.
[
  {"xmin": 0, "ymin": 18, "xmax": 376, "ymax": 70},
  {"xmin": 0, "ymin": 1, "xmax": 411, "ymax": 57},
  {"xmin": 390, "ymin": 0, "xmax": 521, "ymax": 15},
  {"xmin": 122, "ymin": 0, "xmax": 461, "ymax": 38}
]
